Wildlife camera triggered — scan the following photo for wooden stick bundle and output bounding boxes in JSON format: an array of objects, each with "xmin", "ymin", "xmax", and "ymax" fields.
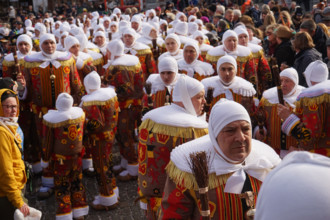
[
  {"xmin": 188, "ymin": 151, "xmax": 210, "ymax": 220},
  {"xmin": 270, "ymin": 57, "xmax": 284, "ymax": 105}
]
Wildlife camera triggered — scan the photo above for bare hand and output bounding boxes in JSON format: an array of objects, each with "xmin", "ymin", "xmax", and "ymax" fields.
[
  {"xmin": 277, "ymin": 104, "xmax": 291, "ymax": 121},
  {"xmin": 19, "ymin": 203, "xmax": 30, "ymax": 217},
  {"xmin": 280, "ymin": 63, "xmax": 289, "ymax": 71},
  {"xmin": 255, "ymin": 129, "xmax": 265, "ymax": 141},
  {"xmin": 16, "ymin": 74, "xmax": 26, "ymax": 90}
]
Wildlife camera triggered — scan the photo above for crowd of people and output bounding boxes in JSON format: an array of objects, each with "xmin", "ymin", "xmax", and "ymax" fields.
[{"xmin": 0, "ymin": 0, "xmax": 329, "ymax": 219}]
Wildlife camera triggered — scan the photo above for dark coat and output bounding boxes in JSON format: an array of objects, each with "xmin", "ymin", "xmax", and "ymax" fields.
[
  {"xmin": 293, "ymin": 48, "xmax": 322, "ymax": 87},
  {"xmin": 312, "ymin": 26, "xmax": 327, "ymax": 59},
  {"xmin": 274, "ymin": 40, "xmax": 295, "ymax": 67}
]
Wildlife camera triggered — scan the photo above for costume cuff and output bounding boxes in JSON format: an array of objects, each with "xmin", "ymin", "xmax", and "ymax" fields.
[
  {"xmin": 40, "ymin": 159, "xmax": 49, "ymax": 169},
  {"xmin": 281, "ymin": 114, "xmax": 300, "ymax": 135}
]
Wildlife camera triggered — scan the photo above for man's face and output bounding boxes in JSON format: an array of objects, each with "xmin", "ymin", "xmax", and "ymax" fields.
[
  {"xmin": 191, "ymin": 90, "xmax": 206, "ymax": 116},
  {"xmin": 216, "ymin": 120, "xmax": 252, "ymax": 163},
  {"xmin": 42, "ymin": 39, "xmax": 56, "ymax": 54},
  {"xmin": 123, "ymin": 34, "xmax": 134, "ymax": 47},
  {"xmin": 179, "ymin": 15, "xmax": 186, "ymax": 22},
  {"xmin": 224, "ymin": 36, "xmax": 237, "ymax": 51},
  {"xmin": 225, "ymin": 12, "xmax": 234, "ymax": 22},
  {"xmin": 149, "ymin": 29, "xmax": 158, "ymax": 39},
  {"xmin": 219, "ymin": 63, "xmax": 236, "ymax": 84},
  {"xmin": 2, "ymin": 97, "xmax": 18, "ymax": 117},
  {"xmin": 131, "ymin": 22, "xmax": 139, "ymax": 31},
  {"xmin": 281, "ymin": 76, "xmax": 295, "ymax": 96},
  {"xmin": 110, "ymin": 25, "xmax": 117, "ymax": 33},
  {"xmin": 55, "ymin": 23, "xmax": 60, "ymax": 29},
  {"xmin": 104, "ymin": 20, "xmax": 110, "ymax": 29},
  {"xmin": 160, "ymin": 71, "xmax": 176, "ymax": 85},
  {"xmin": 69, "ymin": 44, "xmax": 80, "ymax": 57},
  {"xmin": 18, "ymin": 41, "xmax": 31, "ymax": 55},
  {"xmin": 238, "ymin": 34, "xmax": 249, "ymax": 47},
  {"xmin": 35, "ymin": 30, "xmax": 40, "ymax": 37},
  {"xmin": 183, "ymin": 46, "xmax": 197, "ymax": 64},
  {"xmin": 165, "ymin": 38, "xmax": 179, "ymax": 53},
  {"xmin": 95, "ymin": 36, "xmax": 105, "ymax": 46},
  {"xmin": 195, "ymin": 36, "xmax": 204, "ymax": 45}
]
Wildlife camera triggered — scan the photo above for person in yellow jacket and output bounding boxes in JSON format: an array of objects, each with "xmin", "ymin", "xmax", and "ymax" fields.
[{"xmin": 0, "ymin": 89, "xmax": 29, "ymax": 219}]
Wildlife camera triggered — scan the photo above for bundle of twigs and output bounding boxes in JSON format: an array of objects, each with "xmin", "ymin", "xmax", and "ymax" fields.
[
  {"xmin": 144, "ymin": 82, "xmax": 153, "ymax": 108},
  {"xmin": 270, "ymin": 57, "xmax": 284, "ymax": 105},
  {"xmin": 188, "ymin": 151, "xmax": 210, "ymax": 220},
  {"xmin": 203, "ymin": 87, "xmax": 214, "ymax": 115}
]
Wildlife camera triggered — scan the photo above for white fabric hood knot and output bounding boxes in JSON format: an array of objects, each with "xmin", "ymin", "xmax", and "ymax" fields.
[
  {"xmin": 303, "ymin": 60, "xmax": 328, "ymax": 87},
  {"xmin": 39, "ymin": 33, "xmax": 62, "ymax": 69},
  {"xmin": 64, "ymin": 36, "xmax": 80, "ymax": 52},
  {"xmin": 56, "ymin": 93, "xmax": 73, "ymax": 111},
  {"xmin": 84, "ymin": 71, "xmax": 101, "ymax": 94},
  {"xmin": 107, "ymin": 39, "xmax": 124, "ymax": 60}
]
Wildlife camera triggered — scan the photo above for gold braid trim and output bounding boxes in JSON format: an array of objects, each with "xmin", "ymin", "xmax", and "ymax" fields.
[
  {"xmin": 139, "ymin": 118, "xmax": 208, "ymax": 139},
  {"xmin": 237, "ymin": 54, "xmax": 253, "ymax": 62},
  {"xmin": 205, "ymin": 54, "xmax": 222, "ymax": 62},
  {"xmin": 88, "ymin": 48, "xmax": 100, "ymax": 53},
  {"xmin": 252, "ymin": 50, "xmax": 263, "ymax": 59},
  {"xmin": 260, "ymin": 97, "xmax": 276, "ymax": 107},
  {"xmin": 108, "ymin": 63, "xmax": 142, "ymax": 71},
  {"xmin": 2, "ymin": 60, "xmax": 14, "ymax": 66},
  {"xmin": 92, "ymin": 57, "xmax": 103, "ymax": 66},
  {"xmin": 295, "ymin": 93, "xmax": 330, "ymax": 109},
  {"xmin": 82, "ymin": 96, "xmax": 117, "ymax": 107},
  {"xmin": 43, "ymin": 113, "xmax": 85, "ymax": 128},
  {"xmin": 24, "ymin": 57, "xmax": 75, "ymax": 68},
  {"xmin": 136, "ymin": 49, "xmax": 152, "ymax": 55},
  {"xmin": 166, "ymin": 161, "xmax": 232, "ymax": 190}
]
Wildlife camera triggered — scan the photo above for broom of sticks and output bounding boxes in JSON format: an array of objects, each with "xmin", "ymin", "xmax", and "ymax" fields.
[{"xmin": 188, "ymin": 151, "xmax": 211, "ymax": 220}]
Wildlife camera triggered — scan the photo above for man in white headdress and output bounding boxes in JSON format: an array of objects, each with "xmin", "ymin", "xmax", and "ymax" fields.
[
  {"xmin": 64, "ymin": 35, "xmax": 96, "ymax": 81},
  {"xmin": 255, "ymin": 68, "xmax": 305, "ymax": 158},
  {"xmin": 138, "ymin": 75, "xmax": 208, "ymax": 218},
  {"xmin": 205, "ymin": 30, "xmax": 256, "ymax": 88},
  {"xmin": 122, "ymin": 28, "xmax": 157, "ymax": 81},
  {"xmin": 81, "ymin": 71, "xmax": 120, "ymax": 211},
  {"xmin": 93, "ymin": 31, "xmax": 108, "ymax": 58},
  {"xmin": 42, "ymin": 93, "xmax": 88, "ymax": 220},
  {"xmin": 255, "ymin": 151, "xmax": 330, "ymax": 220},
  {"xmin": 201, "ymin": 55, "xmax": 257, "ymax": 121},
  {"xmin": 178, "ymin": 41, "xmax": 214, "ymax": 81},
  {"xmin": 160, "ymin": 99, "xmax": 280, "ymax": 219},
  {"xmin": 56, "ymin": 31, "xmax": 68, "ymax": 51},
  {"xmin": 131, "ymin": 15, "xmax": 142, "ymax": 34},
  {"xmin": 136, "ymin": 23, "xmax": 165, "ymax": 56},
  {"xmin": 278, "ymin": 60, "xmax": 330, "ymax": 156},
  {"xmin": 192, "ymin": 30, "xmax": 213, "ymax": 61},
  {"xmin": 173, "ymin": 21, "xmax": 191, "ymax": 47},
  {"xmin": 142, "ymin": 56, "xmax": 181, "ymax": 114},
  {"xmin": 22, "ymin": 33, "xmax": 84, "ymax": 199},
  {"xmin": 234, "ymin": 26, "xmax": 272, "ymax": 97},
  {"xmin": 104, "ymin": 40, "xmax": 144, "ymax": 181},
  {"xmin": 33, "ymin": 23, "xmax": 47, "ymax": 51},
  {"xmin": 158, "ymin": 33, "xmax": 183, "ymax": 61}
]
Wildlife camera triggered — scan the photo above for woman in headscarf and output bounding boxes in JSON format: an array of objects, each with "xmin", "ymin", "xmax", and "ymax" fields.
[
  {"xmin": 160, "ymin": 99, "xmax": 280, "ymax": 219},
  {"xmin": 255, "ymin": 68, "xmax": 305, "ymax": 158},
  {"xmin": 158, "ymin": 33, "xmax": 183, "ymax": 61},
  {"xmin": 178, "ymin": 41, "xmax": 214, "ymax": 81},
  {"xmin": 138, "ymin": 75, "xmax": 208, "ymax": 218},
  {"xmin": 0, "ymin": 89, "xmax": 30, "ymax": 219}
]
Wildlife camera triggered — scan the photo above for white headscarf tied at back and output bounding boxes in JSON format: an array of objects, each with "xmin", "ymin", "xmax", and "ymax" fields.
[
  {"xmin": 217, "ymin": 55, "xmax": 237, "ymax": 86},
  {"xmin": 123, "ymin": 28, "xmax": 137, "ymax": 46},
  {"xmin": 16, "ymin": 34, "xmax": 32, "ymax": 58},
  {"xmin": 280, "ymin": 67, "xmax": 299, "ymax": 97},
  {"xmin": 255, "ymin": 151, "xmax": 330, "ymax": 220},
  {"xmin": 39, "ymin": 33, "xmax": 61, "ymax": 68},
  {"xmin": 84, "ymin": 71, "xmax": 101, "ymax": 94},
  {"xmin": 222, "ymin": 30, "xmax": 238, "ymax": 56},
  {"xmin": 208, "ymin": 99, "xmax": 280, "ymax": 194},
  {"xmin": 174, "ymin": 21, "xmax": 188, "ymax": 36},
  {"xmin": 141, "ymin": 23, "xmax": 155, "ymax": 40},
  {"xmin": 75, "ymin": 34, "xmax": 88, "ymax": 51},
  {"xmin": 165, "ymin": 33, "xmax": 181, "ymax": 56},
  {"xmin": 188, "ymin": 22, "xmax": 198, "ymax": 36},
  {"xmin": 303, "ymin": 60, "xmax": 328, "ymax": 87},
  {"xmin": 64, "ymin": 35, "xmax": 80, "ymax": 52},
  {"xmin": 107, "ymin": 39, "xmax": 124, "ymax": 61},
  {"xmin": 172, "ymin": 75, "xmax": 204, "ymax": 116}
]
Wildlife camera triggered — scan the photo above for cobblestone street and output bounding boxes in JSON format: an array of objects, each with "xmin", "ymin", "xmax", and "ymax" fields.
[{"xmin": 27, "ymin": 145, "xmax": 145, "ymax": 220}]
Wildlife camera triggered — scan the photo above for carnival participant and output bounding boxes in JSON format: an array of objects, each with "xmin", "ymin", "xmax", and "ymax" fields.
[
  {"xmin": 142, "ymin": 57, "xmax": 181, "ymax": 115},
  {"xmin": 56, "ymin": 31, "xmax": 68, "ymax": 52},
  {"xmin": 234, "ymin": 26, "xmax": 272, "ymax": 97},
  {"xmin": 255, "ymin": 151, "xmax": 330, "ymax": 220},
  {"xmin": 0, "ymin": 89, "xmax": 31, "ymax": 219},
  {"xmin": 64, "ymin": 35, "xmax": 96, "ymax": 81},
  {"xmin": 158, "ymin": 33, "xmax": 183, "ymax": 61},
  {"xmin": 192, "ymin": 30, "xmax": 213, "ymax": 61},
  {"xmin": 93, "ymin": 31, "xmax": 108, "ymax": 58},
  {"xmin": 81, "ymin": 71, "xmax": 120, "ymax": 211},
  {"xmin": 136, "ymin": 23, "xmax": 165, "ymax": 54},
  {"xmin": 122, "ymin": 28, "xmax": 157, "ymax": 81},
  {"xmin": 42, "ymin": 93, "xmax": 88, "ymax": 219},
  {"xmin": 138, "ymin": 75, "xmax": 208, "ymax": 218},
  {"xmin": 104, "ymin": 40, "xmax": 143, "ymax": 181},
  {"xmin": 255, "ymin": 68, "xmax": 305, "ymax": 158},
  {"xmin": 205, "ymin": 30, "xmax": 256, "ymax": 88},
  {"xmin": 23, "ymin": 33, "xmax": 84, "ymax": 199},
  {"xmin": 160, "ymin": 99, "xmax": 280, "ymax": 219},
  {"xmin": 201, "ymin": 55, "xmax": 256, "ymax": 122},
  {"xmin": 278, "ymin": 60, "xmax": 330, "ymax": 156},
  {"xmin": 131, "ymin": 15, "xmax": 142, "ymax": 35},
  {"xmin": 178, "ymin": 41, "xmax": 214, "ymax": 81}
]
